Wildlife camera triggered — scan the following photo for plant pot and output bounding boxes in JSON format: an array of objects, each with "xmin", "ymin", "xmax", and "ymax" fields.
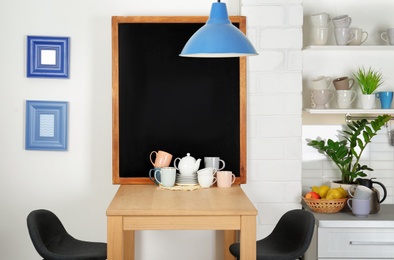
[
  {"xmin": 360, "ymin": 94, "xmax": 376, "ymax": 109},
  {"xmin": 330, "ymin": 180, "xmax": 355, "ymax": 191}
]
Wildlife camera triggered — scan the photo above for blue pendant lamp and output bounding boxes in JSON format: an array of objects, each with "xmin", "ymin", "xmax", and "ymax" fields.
[{"xmin": 180, "ymin": 1, "xmax": 258, "ymax": 58}]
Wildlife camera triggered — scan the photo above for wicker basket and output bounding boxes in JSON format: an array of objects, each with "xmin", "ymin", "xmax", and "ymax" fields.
[{"xmin": 303, "ymin": 197, "xmax": 348, "ymax": 213}]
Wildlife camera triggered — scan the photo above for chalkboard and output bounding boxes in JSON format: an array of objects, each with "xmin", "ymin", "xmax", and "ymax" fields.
[{"xmin": 112, "ymin": 16, "xmax": 247, "ymax": 184}]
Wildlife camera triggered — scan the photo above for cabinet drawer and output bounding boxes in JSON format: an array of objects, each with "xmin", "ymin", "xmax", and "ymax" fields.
[{"xmin": 318, "ymin": 228, "xmax": 394, "ymax": 258}]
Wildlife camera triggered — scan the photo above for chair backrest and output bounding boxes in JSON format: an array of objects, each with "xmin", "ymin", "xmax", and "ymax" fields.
[
  {"xmin": 271, "ymin": 209, "xmax": 315, "ymax": 256},
  {"xmin": 27, "ymin": 209, "xmax": 68, "ymax": 258}
]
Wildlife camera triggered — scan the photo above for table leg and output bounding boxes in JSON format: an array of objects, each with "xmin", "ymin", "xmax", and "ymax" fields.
[
  {"xmin": 124, "ymin": 230, "xmax": 135, "ymax": 260},
  {"xmin": 224, "ymin": 230, "xmax": 237, "ymax": 260},
  {"xmin": 107, "ymin": 216, "xmax": 124, "ymax": 260},
  {"xmin": 240, "ymin": 215, "xmax": 256, "ymax": 259}
]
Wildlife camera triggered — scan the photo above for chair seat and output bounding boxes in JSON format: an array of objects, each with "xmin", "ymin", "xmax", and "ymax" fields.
[
  {"xmin": 229, "ymin": 209, "xmax": 315, "ymax": 260},
  {"xmin": 27, "ymin": 209, "xmax": 107, "ymax": 260},
  {"xmin": 46, "ymin": 234, "xmax": 107, "ymax": 259},
  {"xmin": 229, "ymin": 237, "xmax": 306, "ymax": 260}
]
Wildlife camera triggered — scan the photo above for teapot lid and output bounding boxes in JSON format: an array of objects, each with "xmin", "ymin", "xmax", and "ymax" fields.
[{"xmin": 181, "ymin": 153, "xmax": 195, "ymax": 161}]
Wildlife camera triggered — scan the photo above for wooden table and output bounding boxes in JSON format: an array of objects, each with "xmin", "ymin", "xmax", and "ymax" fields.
[{"xmin": 107, "ymin": 185, "xmax": 257, "ymax": 260}]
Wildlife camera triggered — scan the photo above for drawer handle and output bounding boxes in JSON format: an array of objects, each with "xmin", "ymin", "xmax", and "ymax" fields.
[{"xmin": 350, "ymin": 241, "xmax": 394, "ymax": 246}]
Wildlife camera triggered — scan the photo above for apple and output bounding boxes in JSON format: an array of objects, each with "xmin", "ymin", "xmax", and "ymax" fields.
[{"xmin": 305, "ymin": 191, "xmax": 320, "ymax": 199}]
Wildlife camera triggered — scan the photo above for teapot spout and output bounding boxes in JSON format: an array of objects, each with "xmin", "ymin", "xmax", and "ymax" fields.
[{"xmin": 194, "ymin": 158, "xmax": 201, "ymax": 171}]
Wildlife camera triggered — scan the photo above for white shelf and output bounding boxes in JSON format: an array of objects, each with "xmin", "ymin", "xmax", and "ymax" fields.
[
  {"xmin": 304, "ymin": 108, "xmax": 394, "ymax": 114},
  {"xmin": 303, "ymin": 46, "xmax": 394, "ymax": 51}
]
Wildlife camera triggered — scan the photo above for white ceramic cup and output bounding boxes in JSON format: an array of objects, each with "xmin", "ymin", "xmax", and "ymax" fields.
[
  {"xmin": 311, "ymin": 75, "xmax": 332, "ymax": 90},
  {"xmin": 348, "ymin": 185, "xmax": 373, "ymax": 200},
  {"xmin": 349, "ymin": 28, "xmax": 368, "ymax": 45},
  {"xmin": 336, "ymin": 90, "xmax": 356, "ymax": 109},
  {"xmin": 310, "ymin": 13, "xmax": 331, "ymax": 27},
  {"xmin": 334, "ymin": 27, "xmax": 355, "ymax": 45},
  {"xmin": 197, "ymin": 174, "xmax": 217, "ymax": 188},
  {"xmin": 312, "ymin": 89, "xmax": 334, "ymax": 109},
  {"xmin": 216, "ymin": 171, "xmax": 236, "ymax": 188},
  {"xmin": 197, "ymin": 167, "xmax": 215, "ymax": 176},
  {"xmin": 332, "ymin": 15, "xmax": 352, "ymax": 28},
  {"xmin": 312, "ymin": 27, "xmax": 329, "ymax": 45},
  {"xmin": 381, "ymin": 28, "xmax": 394, "ymax": 45},
  {"xmin": 155, "ymin": 167, "xmax": 176, "ymax": 187}
]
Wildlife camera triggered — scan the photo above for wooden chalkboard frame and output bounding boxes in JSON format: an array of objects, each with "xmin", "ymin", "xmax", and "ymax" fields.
[{"xmin": 112, "ymin": 16, "xmax": 247, "ymax": 185}]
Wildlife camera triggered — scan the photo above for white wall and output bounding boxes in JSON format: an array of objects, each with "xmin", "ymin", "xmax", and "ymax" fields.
[{"xmin": 0, "ymin": 0, "xmax": 303, "ymax": 259}]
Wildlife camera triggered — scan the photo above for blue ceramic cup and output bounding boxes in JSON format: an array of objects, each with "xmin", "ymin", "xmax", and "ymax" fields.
[
  {"xmin": 149, "ymin": 167, "xmax": 161, "ymax": 185},
  {"xmin": 376, "ymin": 91, "xmax": 393, "ymax": 109}
]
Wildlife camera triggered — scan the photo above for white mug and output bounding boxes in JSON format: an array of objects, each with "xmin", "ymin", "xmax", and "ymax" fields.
[
  {"xmin": 197, "ymin": 167, "xmax": 215, "ymax": 176},
  {"xmin": 310, "ymin": 13, "xmax": 331, "ymax": 27},
  {"xmin": 312, "ymin": 89, "xmax": 334, "ymax": 109},
  {"xmin": 197, "ymin": 174, "xmax": 217, "ymax": 188},
  {"xmin": 348, "ymin": 185, "xmax": 373, "ymax": 200},
  {"xmin": 381, "ymin": 28, "xmax": 394, "ymax": 45},
  {"xmin": 349, "ymin": 28, "xmax": 368, "ymax": 45},
  {"xmin": 312, "ymin": 27, "xmax": 329, "ymax": 45},
  {"xmin": 332, "ymin": 15, "xmax": 352, "ymax": 28},
  {"xmin": 311, "ymin": 75, "xmax": 332, "ymax": 90},
  {"xmin": 334, "ymin": 27, "xmax": 355, "ymax": 45},
  {"xmin": 336, "ymin": 90, "xmax": 356, "ymax": 109}
]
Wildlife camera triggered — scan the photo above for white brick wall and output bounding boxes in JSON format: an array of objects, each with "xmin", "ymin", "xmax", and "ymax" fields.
[
  {"xmin": 241, "ymin": 0, "xmax": 304, "ymax": 239},
  {"xmin": 243, "ymin": 0, "xmax": 394, "ymax": 241}
]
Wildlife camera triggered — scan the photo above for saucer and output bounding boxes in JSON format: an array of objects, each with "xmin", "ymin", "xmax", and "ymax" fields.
[{"xmin": 176, "ymin": 174, "xmax": 198, "ymax": 185}]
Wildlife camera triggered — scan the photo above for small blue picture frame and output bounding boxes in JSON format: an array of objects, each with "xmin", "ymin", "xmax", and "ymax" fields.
[
  {"xmin": 27, "ymin": 36, "xmax": 70, "ymax": 78},
  {"xmin": 25, "ymin": 100, "xmax": 68, "ymax": 151}
]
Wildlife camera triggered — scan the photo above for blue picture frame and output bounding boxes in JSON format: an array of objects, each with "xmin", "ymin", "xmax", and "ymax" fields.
[
  {"xmin": 27, "ymin": 36, "xmax": 70, "ymax": 78},
  {"xmin": 25, "ymin": 100, "xmax": 68, "ymax": 151}
]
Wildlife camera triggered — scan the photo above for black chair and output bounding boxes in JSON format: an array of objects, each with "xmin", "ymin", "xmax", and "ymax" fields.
[
  {"xmin": 229, "ymin": 209, "xmax": 315, "ymax": 260},
  {"xmin": 27, "ymin": 209, "xmax": 107, "ymax": 260}
]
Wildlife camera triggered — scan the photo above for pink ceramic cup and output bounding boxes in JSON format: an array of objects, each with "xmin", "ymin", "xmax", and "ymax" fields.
[
  {"xmin": 216, "ymin": 171, "xmax": 236, "ymax": 188},
  {"xmin": 150, "ymin": 150, "xmax": 172, "ymax": 168}
]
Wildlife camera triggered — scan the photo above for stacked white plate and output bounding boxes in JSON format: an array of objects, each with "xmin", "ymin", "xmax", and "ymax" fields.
[{"xmin": 176, "ymin": 173, "xmax": 198, "ymax": 185}]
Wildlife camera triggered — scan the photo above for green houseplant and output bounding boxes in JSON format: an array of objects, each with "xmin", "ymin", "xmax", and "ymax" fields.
[
  {"xmin": 353, "ymin": 66, "xmax": 384, "ymax": 95},
  {"xmin": 307, "ymin": 114, "xmax": 391, "ymax": 184}
]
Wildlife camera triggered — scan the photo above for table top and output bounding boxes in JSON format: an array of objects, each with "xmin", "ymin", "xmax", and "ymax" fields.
[{"xmin": 107, "ymin": 185, "xmax": 257, "ymax": 216}]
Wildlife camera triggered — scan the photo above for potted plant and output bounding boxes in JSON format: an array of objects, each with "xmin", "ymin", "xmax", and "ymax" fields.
[
  {"xmin": 307, "ymin": 114, "xmax": 391, "ymax": 184},
  {"xmin": 353, "ymin": 67, "xmax": 384, "ymax": 109}
]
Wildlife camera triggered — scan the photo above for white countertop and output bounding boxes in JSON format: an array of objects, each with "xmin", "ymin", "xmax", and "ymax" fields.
[{"xmin": 303, "ymin": 204, "xmax": 394, "ymax": 228}]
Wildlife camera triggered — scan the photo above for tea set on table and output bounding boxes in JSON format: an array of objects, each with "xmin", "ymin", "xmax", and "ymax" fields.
[
  {"xmin": 148, "ymin": 150, "xmax": 235, "ymax": 190},
  {"xmin": 310, "ymin": 13, "xmax": 394, "ymax": 46}
]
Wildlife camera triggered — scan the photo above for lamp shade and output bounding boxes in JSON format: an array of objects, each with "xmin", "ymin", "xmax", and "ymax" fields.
[{"xmin": 179, "ymin": 2, "xmax": 258, "ymax": 58}]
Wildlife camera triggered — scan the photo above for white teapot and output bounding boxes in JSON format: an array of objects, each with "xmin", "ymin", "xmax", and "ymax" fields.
[{"xmin": 173, "ymin": 153, "xmax": 201, "ymax": 176}]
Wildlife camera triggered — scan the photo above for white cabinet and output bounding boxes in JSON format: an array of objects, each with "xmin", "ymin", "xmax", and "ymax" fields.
[
  {"xmin": 304, "ymin": 205, "xmax": 394, "ymax": 259},
  {"xmin": 318, "ymin": 228, "xmax": 394, "ymax": 259},
  {"xmin": 302, "ymin": 0, "xmax": 394, "ymax": 117}
]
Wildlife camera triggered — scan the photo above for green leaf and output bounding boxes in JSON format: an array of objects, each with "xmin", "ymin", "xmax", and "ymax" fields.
[{"xmin": 362, "ymin": 131, "xmax": 370, "ymax": 143}]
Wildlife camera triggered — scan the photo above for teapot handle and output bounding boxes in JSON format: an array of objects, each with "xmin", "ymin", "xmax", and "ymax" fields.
[
  {"xmin": 173, "ymin": 158, "xmax": 180, "ymax": 170},
  {"xmin": 372, "ymin": 180, "xmax": 387, "ymax": 203}
]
